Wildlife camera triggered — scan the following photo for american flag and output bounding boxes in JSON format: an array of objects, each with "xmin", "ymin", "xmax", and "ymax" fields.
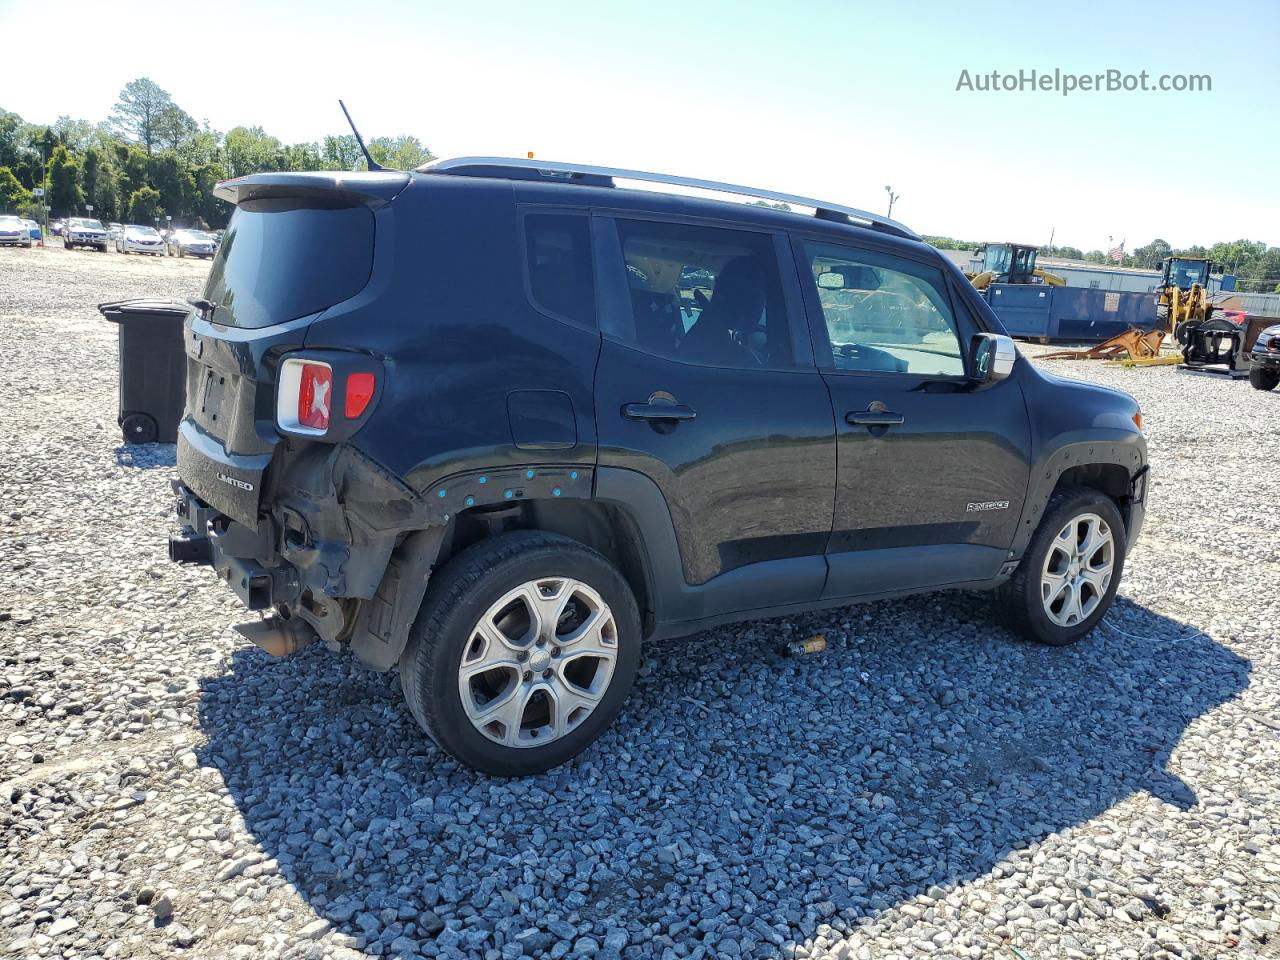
[{"xmin": 1108, "ymin": 239, "xmax": 1125, "ymax": 263}]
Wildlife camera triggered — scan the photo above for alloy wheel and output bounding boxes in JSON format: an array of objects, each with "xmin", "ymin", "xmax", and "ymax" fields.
[
  {"xmin": 1040, "ymin": 512, "xmax": 1115, "ymax": 627},
  {"xmin": 457, "ymin": 577, "xmax": 618, "ymax": 748}
]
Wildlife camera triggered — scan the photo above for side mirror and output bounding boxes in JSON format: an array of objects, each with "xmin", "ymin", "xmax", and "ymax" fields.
[{"xmin": 971, "ymin": 333, "xmax": 1017, "ymax": 383}]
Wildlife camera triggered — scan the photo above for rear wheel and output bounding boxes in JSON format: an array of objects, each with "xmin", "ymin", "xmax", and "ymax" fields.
[
  {"xmin": 1250, "ymin": 365, "xmax": 1280, "ymax": 391},
  {"xmin": 121, "ymin": 412, "xmax": 158, "ymax": 444},
  {"xmin": 995, "ymin": 488, "xmax": 1126, "ymax": 646},
  {"xmin": 400, "ymin": 531, "xmax": 641, "ymax": 776}
]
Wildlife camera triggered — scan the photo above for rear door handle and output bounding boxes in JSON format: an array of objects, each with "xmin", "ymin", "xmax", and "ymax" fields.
[
  {"xmin": 623, "ymin": 402, "xmax": 697, "ymax": 422},
  {"xmin": 846, "ymin": 410, "xmax": 905, "ymax": 427}
]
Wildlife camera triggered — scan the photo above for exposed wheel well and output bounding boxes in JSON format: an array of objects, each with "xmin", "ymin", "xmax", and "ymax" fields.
[
  {"xmin": 432, "ymin": 498, "xmax": 656, "ymax": 635},
  {"xmin": 1053, "ymin": 463, "xmax": 1135, "ymax": 530}
]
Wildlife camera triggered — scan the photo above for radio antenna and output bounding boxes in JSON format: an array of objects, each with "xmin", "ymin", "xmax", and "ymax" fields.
[{"xmin": 338, "ymin": 99, "xmax": 383, "ymax": 171}]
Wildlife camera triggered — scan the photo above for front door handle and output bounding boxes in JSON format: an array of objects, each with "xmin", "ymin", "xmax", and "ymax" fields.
[
  {"xmin": 623, "ymin": 402, "xmax": 697, "ymax": 422},
  {"xmin": 846, "ymin": 410, "xmax": 905, "ymax": 427}
]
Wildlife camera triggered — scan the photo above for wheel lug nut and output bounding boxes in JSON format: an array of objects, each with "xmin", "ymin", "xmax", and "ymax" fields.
[
  {"xmin": 552, "ymin": 647, "xmax": 561, "ymax": 657},
  {"xmin": 542, "ymin": 669, "xmax": 552, "ymax": 679},
  {"xmin": 517, "ymin": 652, "xmax": 528, "ymax": 662},
  {"xmin": 536, "ymin": 638, "xmax": 545, "ymax": 647},
  {"xmin": 523, "ymin": 671, "xmax": 532, "ymax": 682}
]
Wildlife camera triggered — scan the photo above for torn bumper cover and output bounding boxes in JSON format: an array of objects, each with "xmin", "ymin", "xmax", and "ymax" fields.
[{"xmin": 169, "ymin": 442, "xmax": 445, "ymax": 668}]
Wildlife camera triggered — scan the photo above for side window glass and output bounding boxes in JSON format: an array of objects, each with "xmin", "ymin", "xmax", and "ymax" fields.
[
  {"xmin": 804, "ymin": 241, "xmax": 965, "ymax": 377},
  {"xmin": 614, "ymin": 219, "xmax": 792, "ymax": 368},
  {"xmin": 525, "ymin": 213, "xmax": 594, "ymax": 326}
]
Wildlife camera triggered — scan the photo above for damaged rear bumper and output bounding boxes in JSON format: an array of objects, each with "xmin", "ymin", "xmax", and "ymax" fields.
[{"xmin": 169, "ymin": 480, "xmax": 298, "ymax": 611}]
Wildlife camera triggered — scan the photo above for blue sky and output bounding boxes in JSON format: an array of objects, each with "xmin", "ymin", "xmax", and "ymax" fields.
[{"xmin": 2, "ymin": 0, "xmax": 1276, "ymax": 249}]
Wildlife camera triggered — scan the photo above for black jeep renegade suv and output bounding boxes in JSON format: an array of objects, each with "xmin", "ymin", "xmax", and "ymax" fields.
[{"xmin": 169, "ymin": 158, "xmax": 1147, "ymax": 775}]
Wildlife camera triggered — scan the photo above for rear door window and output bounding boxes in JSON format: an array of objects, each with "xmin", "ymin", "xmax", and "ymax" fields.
[
  {"xmin": 612, "ymin": 219, "xmax": 793, "ymax": 369},
  {"xmin": 204, "ymin": 200, "xmax": 375, "ymax": 329}
]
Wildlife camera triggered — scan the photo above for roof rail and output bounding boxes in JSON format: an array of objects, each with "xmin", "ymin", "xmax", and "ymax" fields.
[{"xmin": 418, "ymin": 157, "xmax": 919, "ymax": 240}]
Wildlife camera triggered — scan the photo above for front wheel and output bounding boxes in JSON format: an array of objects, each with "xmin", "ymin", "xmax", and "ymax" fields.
[
  {"xmin": 1250, "ymin": 365, "xmax": 1280, "ymax": 391},
  {"xmin": 400, "ymin": 531, "xmax": 641, "ymax": 776},
  {"xmin": 995, "ymin": 488, "xmax": 1126, "ymax": 646}
]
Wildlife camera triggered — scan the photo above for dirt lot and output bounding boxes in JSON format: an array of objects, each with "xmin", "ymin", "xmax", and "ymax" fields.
[{"xmin": 1, "ymin": 243, "xmax": 1279, "ymax": 960}]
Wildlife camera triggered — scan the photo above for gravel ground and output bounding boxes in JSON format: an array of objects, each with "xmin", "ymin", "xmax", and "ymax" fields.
[{"xmin": 2, "ymin": 242, "xmax": 1279, "ymax": 960}]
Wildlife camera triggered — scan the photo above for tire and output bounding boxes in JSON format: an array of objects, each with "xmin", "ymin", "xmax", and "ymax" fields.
[
  {"xmin": 121, "ymin": 412, "xmax": 158, "ymax": 444},
  {"xmin": 400, "ymin": 531, "xmax": 641, "ymax": 776},
  {"xmin": 994, "ymin": 487, "xmax": 1126, "ymax": 646},
  {"xmin": 1250, "ymin": 365, "xmax": 1280, "ymax": 391}
]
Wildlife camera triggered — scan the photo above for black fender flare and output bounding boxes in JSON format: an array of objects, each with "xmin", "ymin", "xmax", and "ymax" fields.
[{"xmin": 1010, "ymin": 432, "xmax": 1147, "ymax": 559}]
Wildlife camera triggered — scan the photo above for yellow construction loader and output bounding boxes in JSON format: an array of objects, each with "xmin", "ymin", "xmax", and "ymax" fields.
[
  {"xmin": 1155, "ymin": 256, "xmax": 1214, "ymax": 333},
  {"xmin": 966, "ymin": 242, "xmax": 1066, "ymax": 290},
  {"xmin": 1157, "ymin": 256, "xmax": 1252, "ymax": 373}
]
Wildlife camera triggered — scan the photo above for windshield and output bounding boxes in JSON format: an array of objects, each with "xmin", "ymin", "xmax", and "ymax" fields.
[
  {"xmin": 127, "ymin": 226, "xmax": 160, "ymax": 237},
  {"xmin": 0, "ymin": 216, "xmax": 21, "ymax": 225},
  {"xmin": 1170, "ymin": 259, "xmax": 1208, "ymax": 288},
  {"xmin": 203, "ymin": 200, "xmax": 375, "ymax": 329},
  {"xmin": 70, "ymin": 218, "xmax": 105, "ymax": 230},
  {"xmin": 180, "ymin": 230, "xmax": 212, "ymax": 241}
]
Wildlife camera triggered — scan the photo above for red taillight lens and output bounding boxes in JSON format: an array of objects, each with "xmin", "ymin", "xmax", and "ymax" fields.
[
  {"xmin": 345, "ymin": 372, "xmax": 376, "ymax": 419},
  {"xmin": 297, "ymin": 363, "xmax": 333, "ymax": 431}
]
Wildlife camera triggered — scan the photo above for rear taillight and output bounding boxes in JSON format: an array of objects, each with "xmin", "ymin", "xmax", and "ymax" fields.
[
  {"xmin": 277, "ymin": 356, "xmax": 380, "ymax": 439},
  {"xmin": 278, "ymin": 358, "xmax": 333, "ymax": 435}
]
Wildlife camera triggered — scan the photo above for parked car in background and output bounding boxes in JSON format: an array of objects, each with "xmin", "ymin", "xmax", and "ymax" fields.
[
  {"xmin": 1249, "ymin": 323, "xmax": 1280, "ymax": 391},
  {"xmin": 49, "ymin": 219, "xmax": 66, "ymax": 237},
  {"xmin": 107, "ymin": 223, "xmax": 124, "ymax": 244},
  {"xmin": 116, "ymin": 224, "xmax": 165, "ymax": 255},
  {"xmin": 0, "ymin": 215, "xmax": 31, "ymax": 247},
  {"xmin": 22, "ymin": 218, "xmax": 41, "ymax": 243},
  {"xmin": 64, "ymin": 217, "xmax": 109, "ymax": 251},
  {"xmin": 166, "ymin": 228, "xmax": 217, "ymax": 259},
  {"xmin": 0, "ymin": 215, "xmax": 32, "ymax": 247}
]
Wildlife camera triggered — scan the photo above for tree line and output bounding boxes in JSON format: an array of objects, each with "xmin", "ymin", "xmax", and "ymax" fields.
[
  {"xmin": 0, "ymin": 78, "xmax": 434, "ymax": 229},
  {"xmin": 922, "ymin": 235, "xmax": 1280, "ymax": 294}
]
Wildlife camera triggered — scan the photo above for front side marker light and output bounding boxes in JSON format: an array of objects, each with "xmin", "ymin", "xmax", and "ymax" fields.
[
  {"xmin": 345, "ymin": 372, "xmax": 376, "ymax": 419},
  {"xmin": 1133, "ymin": 411, "xmax": 1144, "ymax": 432}
]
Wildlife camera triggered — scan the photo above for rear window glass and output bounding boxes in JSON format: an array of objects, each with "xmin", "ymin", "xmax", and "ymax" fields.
[{"xmin": 204, "ymin": 201, "xmax": 374, "ymax": 328}]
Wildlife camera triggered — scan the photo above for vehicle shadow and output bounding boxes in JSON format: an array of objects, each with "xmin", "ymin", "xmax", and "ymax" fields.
[
  {"xmin": 197, "ymin": 592, "xmax": 1249, "ymax": 958},
  {"xmin": 113, "ymin": 443, "xmax": 176, "ymax": 469}
]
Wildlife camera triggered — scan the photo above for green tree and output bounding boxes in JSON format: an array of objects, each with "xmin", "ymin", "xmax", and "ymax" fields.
[
  {"xmin": 0, "ymin": 165, "xmax": 30, "ymax": 213},
  {"xmin": 46, "ymin": 145, "xmax": 84, "ymax": 215},
  {"xmin": 191, "ymin": 161, "xmax": 230, "ymax": 227},
  {"xmin": 155, "ymin": 103, "xmax": 198, "ymax": 152},
  {"xmin": 52, "ymin": 116, "xmax": 97, "ymax": 152},
  {"xmin": 322, "ymin": 134, "xmax": 364, "ymax": 171},
  {"xmin": 225, "ymin": 126, "xmax": 285, "ymax": 178},
  {"xmin": 126, "ymin": 185, "xmax": 162, "ymax": 223},
  {"xmin": 109, "ymin": 78, "xmax": 175, "ymax": 155},
  {"xmin": 1129, "ymin": 238, "xmax": 1173, "ymax": 270},
  {"xmin": 283, "ymin": 142, "xmax": 323, "ymax": 171},
  {"xmin": 149, "ymin": 150, "xmax": 196, "ymax": 218},
  {"xmin": 368, "ymin": 135, "xmax": 435, "ymax": 170}
]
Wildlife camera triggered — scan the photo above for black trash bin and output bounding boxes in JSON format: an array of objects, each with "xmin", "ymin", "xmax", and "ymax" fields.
[{"xmin": 98, "ymin": 298, "xmax": 190, "ymax": 444}]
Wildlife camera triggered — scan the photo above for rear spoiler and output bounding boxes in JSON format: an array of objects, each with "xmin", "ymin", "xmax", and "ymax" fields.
[{"xmin": 213, "ymin": 171, "xmax": 411, "ymax": 209}]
